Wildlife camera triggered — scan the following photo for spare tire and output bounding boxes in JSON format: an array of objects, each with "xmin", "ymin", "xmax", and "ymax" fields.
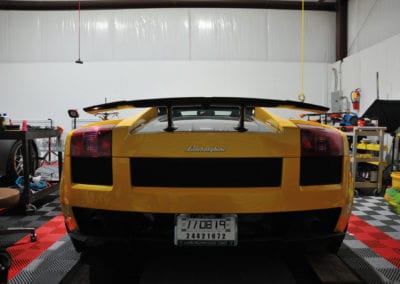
[{"xmin": 6, "ymin": 140, "xmax": 39, "ymax": 183}]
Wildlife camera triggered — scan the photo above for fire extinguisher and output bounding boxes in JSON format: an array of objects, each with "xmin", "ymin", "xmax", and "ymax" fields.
[{"xmin": 350, "ymin": 88, "xmax": 361, "ymax": 110}]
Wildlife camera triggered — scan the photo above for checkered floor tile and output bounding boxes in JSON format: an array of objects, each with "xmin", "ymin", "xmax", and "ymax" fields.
[
  {"xmin": 2, "ymin": 191, "xmax": 400, "ymax": 283},
  {"xmin": 353, "ymin": 196, "xmax": 400, "ymax": 240},
  {"xmin": 345, "ymin": 195, "xmax": 400, "ymax": 283},
  {"xmin": 0, "ymin": 193, "xmax": 61, "ymax": 248}
]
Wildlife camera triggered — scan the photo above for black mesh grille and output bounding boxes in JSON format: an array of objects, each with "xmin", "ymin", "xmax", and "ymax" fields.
[
  {"xmin": 130, "ymin": 158, "xmax": 282, "ymax": 187},
  {"xmin": 71, "ymin": 157, "xmax": 113, "ymax": 185},
  {"xmin": 300, "ymin": 156, "xmax": 343, "ymax": 185}
]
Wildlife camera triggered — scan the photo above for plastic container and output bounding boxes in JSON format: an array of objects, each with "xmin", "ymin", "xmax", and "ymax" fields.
[
  {"xmin": 21, "ymin": 120, "xmax": 27, "ymax": 131},
  {"xmin": 385, "ymin": 187, "xmax": 400, "ymax": 214},
  {"xmin": 392, "ymin": 172, "xmax": 400, "ymax": 188}
]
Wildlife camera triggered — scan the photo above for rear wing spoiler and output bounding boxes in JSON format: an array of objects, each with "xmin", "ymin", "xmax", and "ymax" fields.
[
  {"xmin": 84, "ymin": 97, "xmax": 328, "ymax": 114},
  {"xmin": 84, "ymin": 97, "xmax": 329, "ymax": 132}
]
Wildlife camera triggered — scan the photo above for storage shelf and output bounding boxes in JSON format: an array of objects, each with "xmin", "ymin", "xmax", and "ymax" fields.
[
  {"xmin": 356, "ymin": 143, "xmax": 388, "ymax": 152},
  {"xmin": 353, "ymin": 157, "xmax": 380, "ymax": 163},
  {"xmin": 350, "ymin": 126, "xmax": 386, "ymax": 195},
  {"xmin": 355, "ymin": 181, "xmax": 379, "ymax": 188}
]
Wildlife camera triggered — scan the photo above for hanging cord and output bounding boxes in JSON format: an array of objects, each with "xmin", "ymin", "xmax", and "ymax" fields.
[
  {"xmin": 298, "ymin": 0, "xmax": 305, "ymax": 102},
  {"xmin": 75, "ymin": 0, "xmax": 83, "ymax": 64},
  {"xmin": 348, "ymin": 0, "xmax": 378, "ymax": 54}
]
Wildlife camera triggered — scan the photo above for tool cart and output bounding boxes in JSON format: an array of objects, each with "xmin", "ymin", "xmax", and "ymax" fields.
[{"xmin": 0, "ymin": 128, "xmax": 62, "ymax": 212}]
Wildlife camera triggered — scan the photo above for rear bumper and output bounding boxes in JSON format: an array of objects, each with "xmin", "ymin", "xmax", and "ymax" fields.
[{"xmin": 66, "ymin": 207, "xmax": 346, "ymax": 252}]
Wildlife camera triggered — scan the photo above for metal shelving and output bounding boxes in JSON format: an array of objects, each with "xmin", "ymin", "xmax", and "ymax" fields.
[
  {"xmin": 0, "ymin": 129, "xmax": 62, "ymax": 211},
  {"xmin": 350, "ymin": 126, "xmax": 387, "ymax": 195}
]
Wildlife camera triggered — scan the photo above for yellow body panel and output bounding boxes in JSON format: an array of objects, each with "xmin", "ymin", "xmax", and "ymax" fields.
[{"xmin": 60, "ymin": 107, "xmax": 353, "ymax": 235}]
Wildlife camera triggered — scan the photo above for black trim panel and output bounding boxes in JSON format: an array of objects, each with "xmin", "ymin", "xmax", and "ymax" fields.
[
  {"xmin": 130, "ymin": 157, "xmax": 282, "ymax": 187},
  {"xmin": 71, "ymin": 157, "xmax": 113, "ymax": 185},
  {"xmin": 300, "ymin": 156, "xmax": 343, "ymax": 186}
]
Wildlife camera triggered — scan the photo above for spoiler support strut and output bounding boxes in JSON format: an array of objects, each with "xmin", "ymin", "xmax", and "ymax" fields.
[
  {"xmin": 164, "ymin": 105, "xmax": 177, "ymax": 132},
  {"xmin": 234, "ymin": 104, "xmax": 247, "ymax": 132}
]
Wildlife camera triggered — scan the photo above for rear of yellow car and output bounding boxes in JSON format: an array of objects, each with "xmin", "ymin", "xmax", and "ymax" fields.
[{"xmin": 60, "ymin": 104, "xmax": 353, "ymax": 253}]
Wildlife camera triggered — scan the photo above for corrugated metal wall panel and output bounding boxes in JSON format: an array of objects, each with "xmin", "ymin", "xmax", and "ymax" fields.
[{"xmin": 0, "ymin": 9, "xmax": 336, "ymax": 62}]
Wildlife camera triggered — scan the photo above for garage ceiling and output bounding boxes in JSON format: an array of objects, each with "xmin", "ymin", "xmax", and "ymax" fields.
[{"xmin": 0, "ymin": 0, "xmax": 339, "ymax": 11}]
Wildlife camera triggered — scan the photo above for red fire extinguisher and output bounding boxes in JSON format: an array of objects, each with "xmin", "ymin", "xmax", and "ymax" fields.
[{"xmin": 350, "ymin": 88, "xmax": 361, "ymax": 110}]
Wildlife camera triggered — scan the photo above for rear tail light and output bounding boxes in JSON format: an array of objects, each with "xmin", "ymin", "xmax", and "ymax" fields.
[
  {"xmin": 299, "ymin": 124, "xmax": 343, "ymax": 157},
  {"xmin": 71, "ymin": 124, "xmax": 115, "ymax": 157}
]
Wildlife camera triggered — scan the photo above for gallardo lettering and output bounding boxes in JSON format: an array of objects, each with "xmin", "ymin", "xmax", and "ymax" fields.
[{"xmin": 186, "ymin": 145, "xmax": 225, "ymax": 153}]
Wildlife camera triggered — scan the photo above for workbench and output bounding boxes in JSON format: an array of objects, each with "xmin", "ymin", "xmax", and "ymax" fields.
[{"xmin": 0, "ymin": 129, "xmax": 62, "ymax": 211}]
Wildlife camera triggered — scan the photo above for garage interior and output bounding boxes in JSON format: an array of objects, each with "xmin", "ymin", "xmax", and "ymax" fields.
[{"xmin": 1, "ymin": 0, "xmax": 400, "ymax": 283}]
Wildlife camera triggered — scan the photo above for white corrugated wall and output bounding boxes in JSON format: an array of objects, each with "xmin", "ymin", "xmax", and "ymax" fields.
[{"xmin": 0, "ymin": 8, "xmax": 335, "ymax": 131}]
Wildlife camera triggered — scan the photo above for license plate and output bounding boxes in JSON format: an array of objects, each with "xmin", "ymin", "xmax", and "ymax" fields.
[{"xmin": 174, "ymin": 214, "xmax": 237, "ymax": 246}]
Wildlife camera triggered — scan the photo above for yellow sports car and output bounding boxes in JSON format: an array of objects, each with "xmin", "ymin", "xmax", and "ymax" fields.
[{"xmin": 60, "ymin": 97, "xmax": 353, "ymax": 253}]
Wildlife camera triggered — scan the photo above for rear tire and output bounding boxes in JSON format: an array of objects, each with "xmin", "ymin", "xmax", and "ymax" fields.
[
  {"xmin": 69, "ymin": 236, "xmax": 87, "ymax": 253},
  {"xmin": 326, "ymin": 235, "xmax": 345, "ymax": 254}
]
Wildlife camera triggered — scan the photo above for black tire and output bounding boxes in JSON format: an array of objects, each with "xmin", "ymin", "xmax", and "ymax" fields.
[
  {"xmin": 326, "ymin": 225, "xmax": 347, "ymax": 254},
  {"xmin": 326, "ymin": 235, "xmax": 345, "ymax": 254},
  {"xmin": 6, "ymin": 140, "xmax": 39, "ymax": 183},
  {"xmin": 69, "ymin": 236, "xmax": 86, "ymax": 253}
]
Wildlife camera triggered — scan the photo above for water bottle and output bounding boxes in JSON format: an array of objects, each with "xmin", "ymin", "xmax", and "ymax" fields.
[{"xmin": 2, "ymin": 113, "xmax": 10, "ymax": 126}]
